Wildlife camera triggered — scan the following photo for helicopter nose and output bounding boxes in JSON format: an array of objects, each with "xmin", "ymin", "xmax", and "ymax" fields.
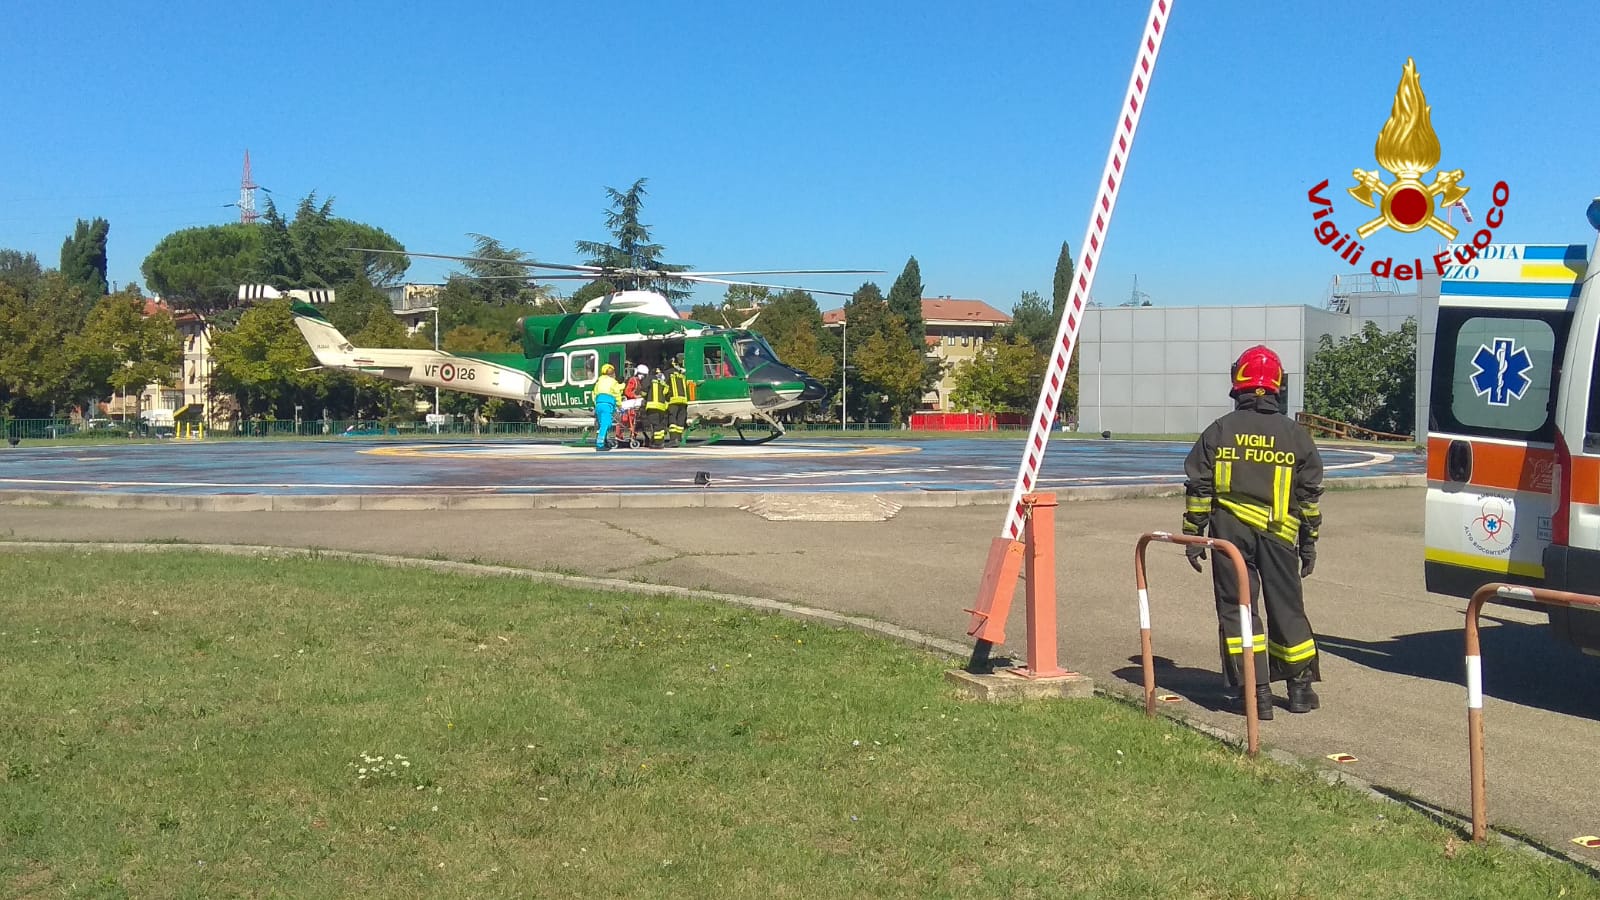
[{"xmin": 798, "ymin": 375, "xmax": 827, "ymax": 403}]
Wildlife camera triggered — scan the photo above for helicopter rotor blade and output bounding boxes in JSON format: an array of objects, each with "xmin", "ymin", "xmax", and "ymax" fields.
[
  {"xmin": 343, "ymin": 248, "xmax": 603, "ymax": 274},
  {"xmin": 673, "ymin": 269, "xmax": 884, "ymax": 277},
  {"xmin": 677, "ymin": 274, "xmax": 857, "ymax": 297}
]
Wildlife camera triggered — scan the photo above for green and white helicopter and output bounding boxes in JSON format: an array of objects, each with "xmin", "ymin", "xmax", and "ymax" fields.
[{"xmin": 270, "ymin": 251, "xmax": 878, "ymax": 442}]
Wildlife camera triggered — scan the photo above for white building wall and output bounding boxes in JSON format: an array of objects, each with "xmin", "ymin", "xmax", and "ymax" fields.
[{"xmin": 1076, "ymin": 289, "xmax": 1425, "ymax": 436}]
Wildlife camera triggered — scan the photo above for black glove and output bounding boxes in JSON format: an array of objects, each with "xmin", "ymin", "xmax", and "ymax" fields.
[
  {"xmin": 1299, "ymin": 543, "xmax": 1316, "ymax": 578},
  {"xmin": 1186, "ymin": 543, "xmax": 1207, "ymax": 573}
]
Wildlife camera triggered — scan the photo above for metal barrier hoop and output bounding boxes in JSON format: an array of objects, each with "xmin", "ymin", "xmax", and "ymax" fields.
[
  {"xmin": 1135, "ymin": 531, "xmax": 1260, "ymax": 756},
  {"xmin": 1465, "ymin": 582, "xmax": 1600, "ymax": 842}
]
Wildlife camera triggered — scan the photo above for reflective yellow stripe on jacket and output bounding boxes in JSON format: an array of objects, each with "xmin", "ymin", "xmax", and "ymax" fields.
[
  {"xmin": 646, "ymin": 380, "xmax": 669, "ymax": 412},
  {"xmin": 1215, "ymin": 494, "xmax": 1300, "ymax": 544},
  {"xmin": 1271, "ymin": 464, "xmax": 1292, "ymax": 525}
]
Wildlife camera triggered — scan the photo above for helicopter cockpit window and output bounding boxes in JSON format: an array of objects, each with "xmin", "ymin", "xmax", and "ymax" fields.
[
  {"xmin": 542, "ymin": 354, "xmax": 566, "ymax": 387},
  {"xmin": 705, "ymin": 345, "xmax": 734, "ymax": 379},
  {"xmin": 734, "ymin": 336, "xmax": 778, "ymax": 372},
  {"xmin": 569, "ymin": 351, "xmax": 598, "ymax": 385}
]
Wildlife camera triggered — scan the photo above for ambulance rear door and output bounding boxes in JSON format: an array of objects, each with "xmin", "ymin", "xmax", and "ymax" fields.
[
  {"xmin": 1539, "ymin": 239, "xmax": 1600, "ymax": 650},
  {"xmin": 1424, "ymin": 245, "xmax": 1582, "ymax": 598}
]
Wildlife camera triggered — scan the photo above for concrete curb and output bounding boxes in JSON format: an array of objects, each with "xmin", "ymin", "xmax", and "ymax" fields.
[
  {"xmin": 0, "ymin": 475, "xmax": 1424, "ymax": 512},
  {"xmin": 2, "ymin": 532, "xmax": 1591, "ymax": 879}
]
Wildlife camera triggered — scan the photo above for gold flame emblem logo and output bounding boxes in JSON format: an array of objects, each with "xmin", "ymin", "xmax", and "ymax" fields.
[{"xmin": 1347, "ymin": 58, "xmax": 1469, "ymax": 240}]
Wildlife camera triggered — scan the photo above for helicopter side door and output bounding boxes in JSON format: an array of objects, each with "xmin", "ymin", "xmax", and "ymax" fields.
[{"xmin": 685, "ymin": 334, "xmax": 748, "ymax": 415}]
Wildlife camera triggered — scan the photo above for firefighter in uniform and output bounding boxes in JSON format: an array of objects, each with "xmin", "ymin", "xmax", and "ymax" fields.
[
  {"xmin": 667, "ymin": 355, "xmax": 690, "ymax": 447},
  {"xmin": 1183, "ymin": 345, "xmax": 1324, "ymax": 717},
  {"xmin": 644, "ymin": 366, "xmax": 671, "ymax": 449}
]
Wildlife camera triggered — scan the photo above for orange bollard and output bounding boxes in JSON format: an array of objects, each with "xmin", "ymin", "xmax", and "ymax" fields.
[{"xmin": 1018, "ymin": 493, "xmax": 1067, "ymax": 678}]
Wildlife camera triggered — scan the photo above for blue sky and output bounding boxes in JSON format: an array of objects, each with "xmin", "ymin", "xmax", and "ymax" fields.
[{"xmin": 2, "ymin": 0, "xmax": 1595, "ymax": 314}]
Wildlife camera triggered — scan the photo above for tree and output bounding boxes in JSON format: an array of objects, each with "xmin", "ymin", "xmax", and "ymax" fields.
[
  {"xmin": 949, "ymin": 336, "xmax": 1045, "ymax": 413},
  {"xmin": 0, "ymin": 278, "xmax": 84, "ymax": 414},
  {"xmin": 142, "ymin": 195, "xmax": 406, "ymax": 312},
  {"xmin": 72, "ymin": 290, "xmax": 181, "ymax": 414},
  {"xmin": 443, "ymin": 325, "xmax": 519, "ymax": 354},
  {"xmin": 574, "ymin": 178, "xmax": 690, "ymax": 301},
  {"xmin": 449, "ymin": 234, "xmax": 552, "ymax": 307},
  {"xmin": 996, "ymin": 289, "xmax": 1079, "ymax": 424},
  {"xmin": 0, "ymin": 283, "xmax": 53, "ymax": 415},
  {"xmin": 685, "ymin": 302, "xmax": 722, "ymax": 324},
  {"xmin": 1051, "ymin": 241, "xmax": 1074, "ymax": 323},
  {"xmin": 1000, "ymin": 290, "xmax": 1053, "ymax": 355},
  {"xmin": 852, "ymin": 313, "xmax": 925, "ymax": 424},
  {"xmin": 0, "ymin": 249, "xmax": 43, "ymax": 292},
  {"xmin": 1304, "ymin": 318, "xmax": 1417, "ymax": 436},
  {"xmin": 60, "ymin": 218, "xmax": 110, "ymax": 296},
  {"xmin": 886, "ymin": 257, "xmax": 925, "ymax": 348},
  {"xmin": 749, "ymin": 289, "xmax": 836, "ymax": 402},
  {"xmin": 211, "ymin": 299, "xmax": 323, "ymax": 418},
  {"xmin": 143, "ymin": 223, "xmax": 264, "ymax": 312}
]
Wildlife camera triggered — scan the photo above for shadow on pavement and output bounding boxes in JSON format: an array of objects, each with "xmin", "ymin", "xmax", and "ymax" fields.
[
  {"xmin": 1317, "ymin": 617, "xmax": 1600, "ymax": 720},
  {"xmin": 1110, "ymin": 654, "xmax": 1243, "ymax": 716}
]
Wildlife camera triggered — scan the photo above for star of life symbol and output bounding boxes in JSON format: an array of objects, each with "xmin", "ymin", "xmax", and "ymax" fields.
[{"xmin": 1470, "ymin": 338, "xmax": 1532, "ymax": 407}]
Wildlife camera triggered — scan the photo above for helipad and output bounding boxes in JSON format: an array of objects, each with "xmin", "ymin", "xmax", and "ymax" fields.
[{"xmin": 0, "ymin": 437, "xmax": 1421, "ymax": 504}]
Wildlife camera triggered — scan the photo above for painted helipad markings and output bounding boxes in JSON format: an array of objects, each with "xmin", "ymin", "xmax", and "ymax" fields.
[
  {"xmin": 364, "ymin": 442, "xmax": 915, "ymax": 460},
  {"xmin": 0, "ymin": 438, "xmax": 1421, "ymax": 496}
]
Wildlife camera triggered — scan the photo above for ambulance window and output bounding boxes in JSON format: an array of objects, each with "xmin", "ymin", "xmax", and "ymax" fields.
[
  {"xmin": 1444, "ymin": 315, "xmax": 1558, "ymax": 435},
  {"xmin": 569, "ymin": 351, "xmax": 598, "ymax": 384},
  {"xmin": 1586, "ymin": 334, "xmax": 1600, "ymax": 447},
  {"xmin": 541, "ymin": 354, "xmax": 565, "ymax": 387}
]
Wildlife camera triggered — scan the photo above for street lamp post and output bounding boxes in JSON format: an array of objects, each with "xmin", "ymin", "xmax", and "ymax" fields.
[
  {"xmin": 415, "ymin": 306, "xmax": 442, "ymax": 433},
  {"xmin": 841, "ymin": 319, "xmax": 848, "ymax": 428},
  {"xmin": 433, "ymin": 306, "xmax": 440, "ymax": 434}
]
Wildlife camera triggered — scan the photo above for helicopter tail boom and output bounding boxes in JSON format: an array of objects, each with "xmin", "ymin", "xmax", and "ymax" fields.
[{"xmin": 288, "ymin": 302, "xmax": 537, "ymax": 402}]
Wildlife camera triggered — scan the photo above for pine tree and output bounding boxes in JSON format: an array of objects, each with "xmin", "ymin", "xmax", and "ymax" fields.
[
  {"xmin": 574, "ymin": 179, "xmax": 690, "ymax": 301},
  {"xmin": 1051, "ymin": 241, "xmax": 1073, "ymax": 323},
  {"xmin": 60, "ymin": 218, "xmax": 110, "ymax": 296},
  {"xmin": 886, "ymin": 256, "xmax": 925, "ymax": 347}
]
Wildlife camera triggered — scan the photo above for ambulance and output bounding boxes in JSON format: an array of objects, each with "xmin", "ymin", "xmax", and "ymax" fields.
[{"xmin": 1424, "ymin": 199, "xmax": 1600, "ymax": 653}]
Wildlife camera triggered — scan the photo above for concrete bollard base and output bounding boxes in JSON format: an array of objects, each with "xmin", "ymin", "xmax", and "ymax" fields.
[{"xmin": 944, "ymin": 668, "xmax": 1094, "ymax": 702}]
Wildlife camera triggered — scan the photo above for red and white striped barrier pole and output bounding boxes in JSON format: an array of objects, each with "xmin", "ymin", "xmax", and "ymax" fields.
[
  {"xmin": 965, "ymin": 0, "xmax": 1174, "ymax": 672},
  {"xmin": 1002, "ymin": 0, "xmax": 1173, "ymax": 542}
]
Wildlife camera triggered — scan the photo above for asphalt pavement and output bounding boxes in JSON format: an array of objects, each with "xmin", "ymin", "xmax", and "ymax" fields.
[{"xmin": 2, "ymin": 486, "xmax": 1596, "ymax": 862}]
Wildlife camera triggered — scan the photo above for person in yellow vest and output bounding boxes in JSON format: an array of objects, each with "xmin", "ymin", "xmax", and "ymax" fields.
[
  {"xmin": 590, "ymin": 363, "xmax": 623, "ymax": 451},
  {"xmin": 667, "ymin": 354, "xmax": 691, "ymax": 446},
  {"xmin": 644, "ymin": 367, "xmax": 671, "ymax": 449}
]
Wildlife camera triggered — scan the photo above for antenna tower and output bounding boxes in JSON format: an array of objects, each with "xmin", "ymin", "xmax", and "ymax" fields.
[{"xmin": 239, "ymin": 150, "xmax": 259, "ymax": 224}]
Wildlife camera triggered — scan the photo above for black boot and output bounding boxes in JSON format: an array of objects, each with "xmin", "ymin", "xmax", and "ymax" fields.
[
  {"xmin": 1287, "ymin": 679, "xmax": 1320, "ymax": 713},
  {"xmin": 1225, "ymin": 686, "xmax": 1274, "ymax": 720}
]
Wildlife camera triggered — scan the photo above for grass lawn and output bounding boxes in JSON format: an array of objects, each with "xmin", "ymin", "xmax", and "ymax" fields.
[{"xmin": 1, "ymin": 552, "xmax": 1590, "ymax": 899}]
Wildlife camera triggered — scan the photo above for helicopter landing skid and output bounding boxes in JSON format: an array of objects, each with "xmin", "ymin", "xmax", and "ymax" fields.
[{"xmin": 729, "ymin": 412, "xmax": 785, "ymax": 445}]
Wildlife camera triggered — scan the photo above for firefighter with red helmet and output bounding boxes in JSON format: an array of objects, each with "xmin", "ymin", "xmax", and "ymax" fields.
[{"xmin": 1183, "ymin": 345, "xmax": 1324, "ymax": 718}]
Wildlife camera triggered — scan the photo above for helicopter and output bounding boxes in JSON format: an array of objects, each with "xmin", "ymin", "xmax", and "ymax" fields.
[{"xmin": 275, "ymin": 250, "xmax": 880, "ymax": 442}]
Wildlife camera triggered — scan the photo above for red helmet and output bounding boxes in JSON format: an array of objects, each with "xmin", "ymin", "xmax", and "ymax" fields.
[{"xmin": 1231, "ymin": 345, "xmax": 1284, "ymax": 395}]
